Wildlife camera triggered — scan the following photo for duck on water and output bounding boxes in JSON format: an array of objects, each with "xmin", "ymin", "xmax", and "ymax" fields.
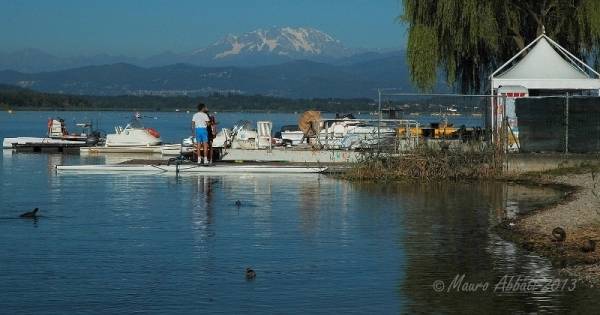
[
  {"xmin": 245, "ymin": 268, "xmax": 256, "ymax": 280},
  {"xmin": 19, "ymin": 208, "xmax": 39, "ymax": 218}
]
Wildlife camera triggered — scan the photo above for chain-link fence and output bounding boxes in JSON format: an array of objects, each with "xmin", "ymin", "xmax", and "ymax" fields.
[
  {"xmin": 373, "ymin": 91, "xmax": 493, "ymax": 146},
  {"xmin": 514, "ymin": 96, "xmax": 600, "ymax": 153}
]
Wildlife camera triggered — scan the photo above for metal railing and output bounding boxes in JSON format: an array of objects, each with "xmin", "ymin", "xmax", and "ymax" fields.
[{"xmin": 316, "ymin": 118, "xmax": 421, "ymax": 152}]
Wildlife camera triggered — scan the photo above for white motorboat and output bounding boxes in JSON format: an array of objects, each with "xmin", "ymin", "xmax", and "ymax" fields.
[
  {"xmin": 105, "ymin": 115, "xmax": 162, "ymax": 147},
  {"xmin": 277, "ymin": 125, "xmax": 304, "ymax": 146},
  {"xmin": 192, "ymin": 109, "xmax": 418, "ymax": 154},
  {"xmin": 315, "ymin": 119, "xmax": 398, "ymax": 149},
  {"xmin": 216, "ymin": 118, "xmax": 398, "ymax": 150},
  {"xmin": 211, "ymin": 122, "xmax": 268, "ymax": 150},
  {"xmin": 3, "ymin": 118, "xmax": 102, "ymax": 149}
]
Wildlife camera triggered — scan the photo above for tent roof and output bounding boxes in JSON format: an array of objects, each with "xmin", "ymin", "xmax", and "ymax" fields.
[{"xmin": 491, "ymin": 34, "xmax": 600, "ymax": 90}]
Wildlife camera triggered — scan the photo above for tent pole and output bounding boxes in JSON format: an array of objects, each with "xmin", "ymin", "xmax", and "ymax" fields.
[
  {"xmin": 490, "ymin": 34, "xmax": 545, "ymax": 78},
  {"xmin": 546, "ymin": 36, "xmax": 600, "ymax": 77}
]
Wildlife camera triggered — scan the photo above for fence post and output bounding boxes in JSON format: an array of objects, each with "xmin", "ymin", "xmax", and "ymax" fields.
[
  {"xmin": 565, "ymin": 93, "xmax": 569, "ymax": 154},
  {"xmin": 377, "ymin": 89, "xmax": 381, "ymax": 153},
  {"xmin": 503, "ymin": 95, "xmax": 509, "ymax": 172}
]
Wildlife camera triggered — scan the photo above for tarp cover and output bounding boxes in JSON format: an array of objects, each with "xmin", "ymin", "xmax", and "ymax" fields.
[
  {"xmin": 497, "ymin": 38, "xmax": 589, "ymax": 80},
  {"xmin": 515, "ymin": 97, "xmax": 600, "ymax": 153},
  {"xmin": 492, "ymin": 36, "xmax": 600, "ymax": 90}
]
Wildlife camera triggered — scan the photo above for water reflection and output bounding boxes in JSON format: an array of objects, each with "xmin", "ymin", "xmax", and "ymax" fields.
[
  {"xmin": 191, "ymin": 175, "xmax": 216, "ymax": 231},
  {"xmin": 2, "ymin": 148, "xmax": 597, "ymax": 313},
  {"xmin": 298, "ymin": 182, "xmax": 322, "ymax": 235},
  {"xmin": 390, "ymin": 181, "xmax": 589, "ymax": 314}
]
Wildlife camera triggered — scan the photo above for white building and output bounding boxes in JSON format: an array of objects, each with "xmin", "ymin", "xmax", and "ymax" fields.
[{"xmin": 489, "ymin": 32, "xmax": 600, "ymax": 149}]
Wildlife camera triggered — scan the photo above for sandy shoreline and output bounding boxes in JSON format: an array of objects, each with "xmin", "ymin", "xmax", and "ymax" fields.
[{"xmin": 496, "ymin": 170, "xmax": 600, "ymax": 285}]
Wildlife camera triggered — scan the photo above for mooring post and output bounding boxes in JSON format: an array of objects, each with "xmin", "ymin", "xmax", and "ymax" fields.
[{"xmin": 565, "ymin": 93, "xmax": 569, "ymax": 155}]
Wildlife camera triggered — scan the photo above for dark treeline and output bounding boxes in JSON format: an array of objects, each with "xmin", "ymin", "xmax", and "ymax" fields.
[
  {"xmin": 0, "ymin": 84, "xmax": 90, "ymax": 109},
  {"xmin": 0, "ymin": 84, "xmax": 483, "ymax": 113},
  {"xmin": 0, "ymin": 84, "xmax": 374, "ymax": 112}
]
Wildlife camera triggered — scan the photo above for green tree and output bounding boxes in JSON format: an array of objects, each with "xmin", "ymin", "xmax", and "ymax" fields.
[{"xmin": 400, "ymin": 0, "xmax": 600, "ymax": 92}]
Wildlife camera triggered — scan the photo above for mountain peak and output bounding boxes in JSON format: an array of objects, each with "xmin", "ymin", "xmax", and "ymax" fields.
[
  {"xmin": 189, "ymin": 26, "xmax": 352, "ymax": 64},
  {"xmin": 0, "ymin": 26, "xmax": 391, "ymax": 71}
]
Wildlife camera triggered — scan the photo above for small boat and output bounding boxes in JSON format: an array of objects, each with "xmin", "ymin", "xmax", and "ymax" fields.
[
  {"xmin": 104, "ymin": 114, "xmax": 162, "ymax": 147},
  {"xmin": 56, "ymin": 163, "xmax": 327, "ymax": 174},
  {"xmin": 47, "ymin": 118, "xmax": 96, "ymax": 142},
  {"xmin": 3, "ymin": 118, "xmax": 102, "ymax": 150},
  {"xmin": 279, "ymin": 116, "xmax": 398, "ymax": 149},
  {"xmin": 213, "ymin": 116, "xmax": 399, "ymax": 151}
]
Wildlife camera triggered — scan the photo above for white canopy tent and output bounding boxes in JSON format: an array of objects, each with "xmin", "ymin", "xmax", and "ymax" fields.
[
  {"xmin": 490, "ymin": 33, "xmax": 600, "ymax": 91},
  {"xmin": 488, "ymin": 33, "xmax": 600, "ymax": 149}
]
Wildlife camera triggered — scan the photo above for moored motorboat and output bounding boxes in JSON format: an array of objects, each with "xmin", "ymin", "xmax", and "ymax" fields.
[
  {"xmin": 2, "ymin": 118, "xmax": 102, "ymax": 150},
  {"xmin": 81, "ymin": 114, "xmax": 168, "ymax": 154},
  {"xmin": 104, "ymin": 115, "xmax": 162, "ymax": 147}
]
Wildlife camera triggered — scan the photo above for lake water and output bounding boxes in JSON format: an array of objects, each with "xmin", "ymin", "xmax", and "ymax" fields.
[{"xmin": 1, "ymin": 111, "xmax": 599, "ymax": 314}]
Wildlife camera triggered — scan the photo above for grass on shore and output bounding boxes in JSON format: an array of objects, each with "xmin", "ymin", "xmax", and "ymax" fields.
[{"xmin": 343, "ymin": 145, "xmax": 502, "ymax": 181}]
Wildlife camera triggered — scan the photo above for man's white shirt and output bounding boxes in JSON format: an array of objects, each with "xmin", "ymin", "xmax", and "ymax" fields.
[{"xmin": 192, "ymin": 112, "xmax": 210, "ymax": 128}]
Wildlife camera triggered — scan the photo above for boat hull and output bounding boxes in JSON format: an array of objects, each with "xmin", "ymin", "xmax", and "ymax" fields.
[{"xmin": 105, "ymin": 130, "xmax": 161, "ymax": 147}]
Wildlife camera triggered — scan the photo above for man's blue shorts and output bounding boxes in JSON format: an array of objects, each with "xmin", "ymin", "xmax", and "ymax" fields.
[{"xmin": 195, "ymin": 127, "xmax": 208, "ymax": 143}]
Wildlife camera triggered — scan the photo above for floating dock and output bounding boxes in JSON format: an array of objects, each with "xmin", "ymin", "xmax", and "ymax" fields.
[
  {"xmin": 3, "ymin": 138, "xmax": 186, "ymax": 156},
  {"xmin": 80, "ymin": 144, "xmax": 184, "ymax": 156},
  {"xmin": 56, "ymin": 163, "xmax": 328, "ymax": 174},
  {"xmin": 219, "ymin": 148, "xmax": 361, "ymax": 163},
  {"xmin": 3, "ymin": 137, "xmax": 88, "ymax": 152}
]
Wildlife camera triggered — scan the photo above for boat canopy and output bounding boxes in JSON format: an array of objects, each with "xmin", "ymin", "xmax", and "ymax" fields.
[{"xmin": 491, "ymin": 33, "xmax": 600, "ymax": 91}]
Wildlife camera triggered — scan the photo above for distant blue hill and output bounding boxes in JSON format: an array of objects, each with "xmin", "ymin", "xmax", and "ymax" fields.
[{"xmin": 0, "ymin": 54, "xmax": 442, "ymax": 98}]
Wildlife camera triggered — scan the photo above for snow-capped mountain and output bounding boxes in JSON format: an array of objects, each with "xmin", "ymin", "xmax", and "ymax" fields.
[
  {"xmin": 0, "ymin": 27, "xmax": 387, "ymax": 71},
  {"xmin": 182, "ymin": 27, "xmax": 354, "ymax": 66},
  {"xmin": 209, "ymin": 27, "xmax": 350, "ymax": 58}
]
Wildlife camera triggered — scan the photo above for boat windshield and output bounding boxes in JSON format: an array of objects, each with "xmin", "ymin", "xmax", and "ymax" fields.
[{"xmin": 126, "ymin": 118, "xmax": 144, "ymax": 129}]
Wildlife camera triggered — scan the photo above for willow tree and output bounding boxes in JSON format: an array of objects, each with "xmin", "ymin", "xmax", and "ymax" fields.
[{"xmin": 401, "ymin": 0, "xmax": 600, "ymax": 92}]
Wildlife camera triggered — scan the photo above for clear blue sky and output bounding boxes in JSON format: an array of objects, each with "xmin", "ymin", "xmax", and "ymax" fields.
[{"xmin": 0, "ymin": 0, "xmax": 407, "ymax": 56}]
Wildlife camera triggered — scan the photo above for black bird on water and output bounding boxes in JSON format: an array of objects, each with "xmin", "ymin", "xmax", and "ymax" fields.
[
  {"xmin": 552, "ymin": 227, "xmax": 566, "ymax": 242},
  {"xmin": 235, "ymin": 200, "xmax": 242, "ymax": 208},
  {"xmin": 245, "ymin": 267, "xmax": 256, "ymax": 280},
  {"xmin": 19, "ymin": 208, "xmax": 39, "ymax": 218}
]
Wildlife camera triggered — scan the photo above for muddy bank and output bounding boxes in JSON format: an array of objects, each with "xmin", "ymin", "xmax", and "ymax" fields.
[{"xmin": 496, "ymin": 170, "xmax": 600, "ymax": 285}]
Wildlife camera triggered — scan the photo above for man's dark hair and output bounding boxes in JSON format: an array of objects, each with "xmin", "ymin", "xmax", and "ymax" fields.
[{"xmin": 197, "ymin": 103, "xmax": 207, "ymax": 111}]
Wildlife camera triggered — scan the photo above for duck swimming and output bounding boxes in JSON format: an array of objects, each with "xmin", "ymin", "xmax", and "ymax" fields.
[
  {"xmin": 19, "ymin": 208, "xmax": 39, "ymax": 218},
  {"xmin": 245, "ymin": 267, "xmax": 256, "ymax": 280}
]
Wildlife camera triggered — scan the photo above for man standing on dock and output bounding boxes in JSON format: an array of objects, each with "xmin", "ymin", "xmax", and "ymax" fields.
[{"xmin": 192, "ymin": 103, "xmax": 211, "ymax": 165}]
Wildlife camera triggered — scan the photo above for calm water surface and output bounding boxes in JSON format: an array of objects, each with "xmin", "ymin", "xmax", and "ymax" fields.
[{"xmin": 1, "ymin": 111, "xmax": 599, "ymax": 314}]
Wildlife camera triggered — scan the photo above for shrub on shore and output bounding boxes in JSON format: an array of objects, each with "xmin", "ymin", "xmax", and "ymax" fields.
[{"xmin": 344, "ymin": 145, "xmax": 501, "ymax": 181}]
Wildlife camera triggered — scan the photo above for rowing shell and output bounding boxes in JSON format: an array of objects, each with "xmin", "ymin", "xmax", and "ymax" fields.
[{"xmin": 56, "ymin": 164, "xmax": 328, "ymax": 174}]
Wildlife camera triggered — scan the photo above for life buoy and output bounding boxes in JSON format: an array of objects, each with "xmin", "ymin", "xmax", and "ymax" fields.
[{"xmin": 146, "ymin": 128, "xmax": 160, "ymax": 138}]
